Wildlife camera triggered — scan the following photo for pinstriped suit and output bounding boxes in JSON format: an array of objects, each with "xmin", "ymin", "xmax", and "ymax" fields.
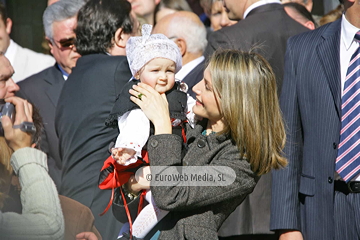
[{"xmin": 270, "ymin": 19, "xmax": 343, "ymax": 239}]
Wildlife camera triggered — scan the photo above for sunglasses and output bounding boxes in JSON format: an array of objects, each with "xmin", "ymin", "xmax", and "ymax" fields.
[{"xmin": 52, "ymin": 37, "xmax": 76, "ymax": 50}]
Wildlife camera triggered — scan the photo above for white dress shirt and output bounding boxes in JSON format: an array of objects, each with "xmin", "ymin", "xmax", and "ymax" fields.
[{"xmin": 175, "ymin": 56, "xmax": 204, "ymax": 81}]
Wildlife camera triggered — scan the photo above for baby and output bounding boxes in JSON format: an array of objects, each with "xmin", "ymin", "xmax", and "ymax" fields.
[{"xmin": 99, "ymin": 24, "xmax": 194, "ymax": 239}]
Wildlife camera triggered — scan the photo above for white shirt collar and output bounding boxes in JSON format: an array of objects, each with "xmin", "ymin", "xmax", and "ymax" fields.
[
  {"xmin": 243, "ymin": 0, "xmax": 281, "ymax": 19},
  {"xmin": 341, "ymin": 14, "xmax": 360, "ymax": 51},
  {"xmin": 175, "ymin": 56, "xmax": 204, "ymax": 81},
  {"xmin": 4, "ymin": 39, "xmax": 17, "ymax": 66}
]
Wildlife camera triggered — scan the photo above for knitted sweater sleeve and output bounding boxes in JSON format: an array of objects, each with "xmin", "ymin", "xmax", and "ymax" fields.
[{"xmin": 0, "ymin": 147, "xmax": 64, "ymax": 240}]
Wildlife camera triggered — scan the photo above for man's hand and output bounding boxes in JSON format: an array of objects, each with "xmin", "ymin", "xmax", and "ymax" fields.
[
  {"xmin": 279, "ymin": 230, "xmax": 304, "ymax": 240},
  {"xmin": 1, "ymin": 96, "xmax": 33, "ymax": 151}
]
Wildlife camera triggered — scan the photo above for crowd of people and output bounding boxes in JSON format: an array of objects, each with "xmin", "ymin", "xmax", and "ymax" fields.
[{"xmin": 0, "ymin": 0, "xmax": 357, "ymax": 240}]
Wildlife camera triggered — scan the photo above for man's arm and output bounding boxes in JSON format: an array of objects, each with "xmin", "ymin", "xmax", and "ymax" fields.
[{"xmin": 270, "ymin": 39, "xmax": 304, "ymax": 238}]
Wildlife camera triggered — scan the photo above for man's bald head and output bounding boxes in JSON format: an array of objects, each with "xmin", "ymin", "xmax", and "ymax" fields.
[
  {"xmin": 152, "ymin": 11, "xmax": 207, "ymax": 58},
  {"xmin": 153, "ymin": 11, "xmax": 203, "ymax": 35}
]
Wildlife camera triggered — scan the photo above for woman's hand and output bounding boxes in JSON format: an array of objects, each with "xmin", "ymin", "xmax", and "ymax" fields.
[
  {"xmin": 278, "ymin": 230, "xmax": 304, "ymax": 240},
  {"xmin": 124, "ymin": 173, "xmax": 150, "ymax": 195},
  {"xmin": 1, "ymin": 96, "xmax": 33, "ymax": 151},
  {"xmin": 130, "ymin": 83, "xmax": 172, "ymax": 135},
  {"xmin": 76, "ymin": 232, "xmax": 98, "ymax": 240}
]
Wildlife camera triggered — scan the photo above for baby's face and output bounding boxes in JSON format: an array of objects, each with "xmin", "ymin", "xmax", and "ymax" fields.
[{"xmin": 138, "ymin": 58, "xmax": 176, "ymax": 93}]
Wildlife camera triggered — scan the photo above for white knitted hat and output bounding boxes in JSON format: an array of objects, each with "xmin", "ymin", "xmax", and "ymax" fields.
[{"xmin": 126, "ymin": 24, "xmax": 182, "ymax": 76}]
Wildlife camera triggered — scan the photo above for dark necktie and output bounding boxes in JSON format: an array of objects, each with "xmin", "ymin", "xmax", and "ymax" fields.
[{"xmin": 336, "ymin": 31, "xmax": 360, "ymax": 182}]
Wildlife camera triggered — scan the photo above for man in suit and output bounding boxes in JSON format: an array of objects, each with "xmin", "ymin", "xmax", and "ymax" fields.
[
  {"xmin": 55, "ymin": 0, "xmax": 139, "ymax": 239},
  {"xmin": 153, "ymin": 11, "xmax": 207, "ymax": 99},
  {"xmin": 271, "ymin": 0, "xmax": 360, "ymax": 239},
  {"xmin": 0, "ymin": 3, "xmax": 55, "ymax": 82},
  {"xmin": 16, "ymin": 1, "xmax": 83, "ymax": 187},
  {"xmin": 204, "ymin": 1, "xmax": 308, "ymax": 239}
]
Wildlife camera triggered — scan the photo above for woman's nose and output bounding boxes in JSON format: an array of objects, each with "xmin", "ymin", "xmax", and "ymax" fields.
[{"xmin": 220, "ymin": 11, "xmax": 231, "ymax": 27}]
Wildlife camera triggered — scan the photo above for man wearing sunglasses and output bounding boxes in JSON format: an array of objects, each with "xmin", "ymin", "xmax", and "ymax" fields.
[
  {"xmin": 15, "ymin": 1, "xmax": 84, "ymax": 189},
  {"xmin": 0, "ymin": 3, "xmax": 55, "ymax": 83}
]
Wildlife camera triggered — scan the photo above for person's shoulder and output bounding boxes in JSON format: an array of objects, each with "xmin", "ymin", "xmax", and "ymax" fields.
[
  {"xmin": 215, "ymin": 20, "xmax": 245, "ymax": 36},
  {"xmin": 97, "ymin": 54, "xmax": 127, "ymax": 64},
  {"xmin": 76, "ymin": 53, "xmax": 128, "ymax": 69},
  {"xmin": 289, "ymin": 18, "xmax": 341, "ymax": 46},
  {"xmin": 17, "ymin": 65, "xmax": 58, "ymax": 87},
  {"xmin": 16, "ymin": 43, "xmax": 55, "ymax": 63},
  {"xmin": 79, "ymin": 53, "xmax": 126, "ymax": 63}
]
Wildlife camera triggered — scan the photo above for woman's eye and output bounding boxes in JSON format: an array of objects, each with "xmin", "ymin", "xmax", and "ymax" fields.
[{"xmin": 211, "ymin": 11, "xmax": 221, "ymax": 17}]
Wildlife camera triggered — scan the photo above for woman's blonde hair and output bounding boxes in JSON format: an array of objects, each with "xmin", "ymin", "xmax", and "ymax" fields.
[
  {"xmin": 208, "ymin": 49, "xmax": 287, "ymax": 175},
  {"xmin": 0, "ymin": 137, "xmax": 14, "ymax": 209}
]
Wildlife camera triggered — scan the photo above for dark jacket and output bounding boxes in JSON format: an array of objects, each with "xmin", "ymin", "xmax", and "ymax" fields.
[
  {"xmin": 271, "ymin": 19, "xmax": 343, "ymax": 240},
  {"xmin": 17, "ymin": 65, "xmax": 64, "ymax": 188},
  {"xmin": 146, "ymin": 122, "xmax": 257, "ymax": 240},
  {"xmin": 55, "ymin": 53, "xmax": 132, "ymax": 240}
]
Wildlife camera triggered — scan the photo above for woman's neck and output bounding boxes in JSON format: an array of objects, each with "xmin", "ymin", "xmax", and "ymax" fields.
[{"xmin": 206, "ymin": 119, "xmax": 225, "ymax": 134}]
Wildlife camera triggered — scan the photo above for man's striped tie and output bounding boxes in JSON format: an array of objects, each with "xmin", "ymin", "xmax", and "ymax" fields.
[{"xmin": 336, "ymin": 31, "xmax": 360, "ymax": 182}]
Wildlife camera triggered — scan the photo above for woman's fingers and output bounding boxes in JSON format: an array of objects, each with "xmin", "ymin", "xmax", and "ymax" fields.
[
  {"xmin": 4, "ymin": 96, "xmax": 26, "ymax": 125},
  {"xmin": 5, "ymin": 96, "xmax": 33, "ymax": 124},
  {"xmin": 130, "ymin": 82, "xmax": 160, "ymax": 98},
  {"xmin": 137, "ymin": 82, "xmax": 158, "ymax": 94},
  {"xmin": 76, "ymin": 232, "xmax": 98, "ymax": 240},
  {"xmin": 23, "ymin": 100, "xmax": 33, "ymax": 122},
  {"xmin": 130, "ymin": 82, "xmax": 172, "ymax": 135},
  {"xmin": 2, "ymin": 96, "xmax": 33, "ymax": 151}
]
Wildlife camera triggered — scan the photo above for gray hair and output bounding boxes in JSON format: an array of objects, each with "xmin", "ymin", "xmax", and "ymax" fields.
[
  {"xmin": 43, "ymin": 0, "xmax": 85, "ymax": 39},
  {"xmin": 166, "ymin": 14, "xmax": 207, "ymax": 54}
]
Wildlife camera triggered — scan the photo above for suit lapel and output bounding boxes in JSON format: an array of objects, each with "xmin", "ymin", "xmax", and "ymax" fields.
[
  {"xmin": 44, "ymin": 65, "xmax": 65, "ymax": 107},
  {"xmin": 316, "ymin": 19, "xmax": 342, "ymax": 118}
]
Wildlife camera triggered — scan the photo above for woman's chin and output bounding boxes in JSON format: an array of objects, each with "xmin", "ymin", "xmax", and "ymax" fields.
[{"xmin": 192, "ymin": 107, "xmax": 204, "ymax": 119}]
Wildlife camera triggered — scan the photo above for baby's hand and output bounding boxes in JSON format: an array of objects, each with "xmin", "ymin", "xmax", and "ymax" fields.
[{"xmin": 111, "ymin": 147, "xmax": 136, "ymax": 165}]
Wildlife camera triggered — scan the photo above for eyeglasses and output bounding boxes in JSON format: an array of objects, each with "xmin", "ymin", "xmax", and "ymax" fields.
[{"xmin": 51, "ymin": 37, "xmax": 76, "ymax": 50}]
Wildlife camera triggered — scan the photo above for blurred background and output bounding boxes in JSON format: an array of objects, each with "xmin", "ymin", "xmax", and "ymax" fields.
[{"xmin": 3, "ymin": 0, "xmax": 341, "ymax": 54}]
